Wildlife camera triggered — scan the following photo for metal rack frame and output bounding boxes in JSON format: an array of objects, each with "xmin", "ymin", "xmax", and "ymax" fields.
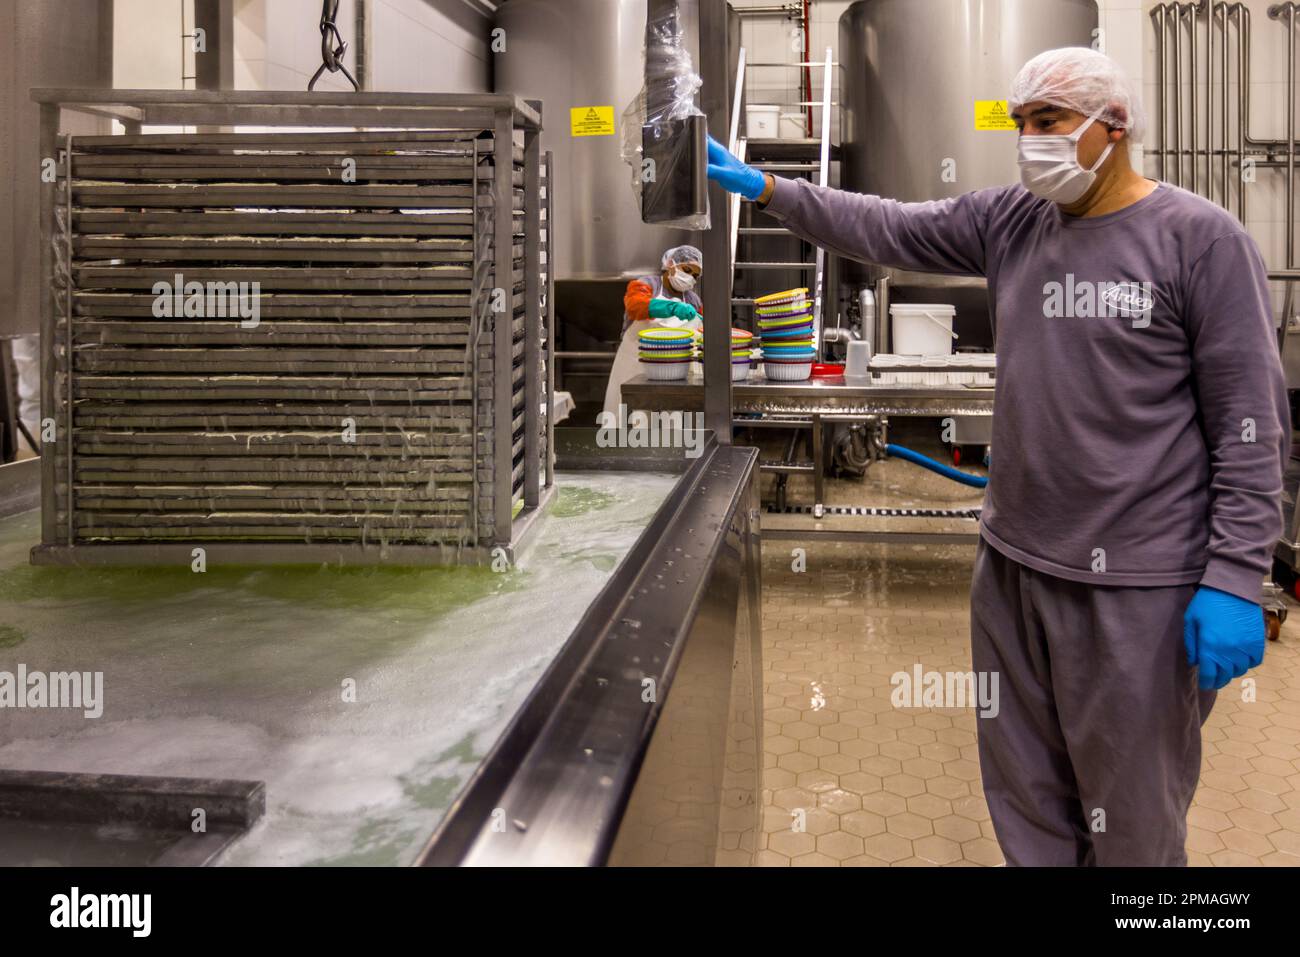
[{"xmin": 29, "ymin": 89, "xmax": 551, "ymax": 566}]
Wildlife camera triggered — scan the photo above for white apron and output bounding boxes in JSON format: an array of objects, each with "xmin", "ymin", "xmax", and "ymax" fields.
[{"xmin": 601, "ymin": 275, "xmax": 701, "ymax": 421}]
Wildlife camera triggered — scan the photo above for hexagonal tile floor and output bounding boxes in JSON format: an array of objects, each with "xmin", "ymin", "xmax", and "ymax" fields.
[{"xmin": 752, "ymin": 460, "xmax": 1300, "ymax": 867}]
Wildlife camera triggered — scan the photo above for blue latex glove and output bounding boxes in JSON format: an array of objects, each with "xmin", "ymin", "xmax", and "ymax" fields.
[
  {"xmin": 706, "ymin": 135, "xmax": 767, "ymax": 201},
  {"xmin": 648, "ymin": 299, "xmax": 699, "ymax": 322},
  {"xmin": 1183, "ymin": 586, "xmax": 1265, "ymax": 691}
]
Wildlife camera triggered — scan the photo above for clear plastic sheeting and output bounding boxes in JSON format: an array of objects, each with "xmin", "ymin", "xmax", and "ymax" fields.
[
  {"xmin": 1008, "ymin": 46, "xmax": 1146, "ymax": 143},
  {"xmin": 620, "ymin": 1, "xmax": 710, "ymax": 230}
]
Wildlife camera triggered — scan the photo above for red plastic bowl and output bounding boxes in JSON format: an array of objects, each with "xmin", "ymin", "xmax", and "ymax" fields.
[{"xmin": 811, "ymin": 363, "xmax": 845, "ymax": 377}]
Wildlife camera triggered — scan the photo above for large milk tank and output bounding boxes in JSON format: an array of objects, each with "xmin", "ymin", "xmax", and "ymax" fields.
[
  {"xmin": 494, "ymin": 0, "xmax": 739, "ymax": 281},
  {"xmin": 839, "ymin": 0, "xmax": 1098, "ymax": 204}
]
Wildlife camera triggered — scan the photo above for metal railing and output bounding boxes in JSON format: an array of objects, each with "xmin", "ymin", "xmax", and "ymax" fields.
[
  {"xmin": 1150, "ymin": 1, "xmax": 1300, "ymax": 265},
  {"xmin": 811, "ymin": 46, "xmax": 832, "ymax": 356}
]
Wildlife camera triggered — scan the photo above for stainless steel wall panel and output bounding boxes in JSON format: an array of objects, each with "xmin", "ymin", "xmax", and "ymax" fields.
[
  {"xmin": 0, "ymin": 1, "xmax": 112, "ymax": 338},
  {"xmin": 839, "ymin": 0, "xmax": 1097, "ymax": 207}
]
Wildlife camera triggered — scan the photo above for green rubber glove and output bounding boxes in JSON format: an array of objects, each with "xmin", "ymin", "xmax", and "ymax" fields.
[{"xmin": 648, "ymin": 299, "xmax": 699, "ymax": 322}]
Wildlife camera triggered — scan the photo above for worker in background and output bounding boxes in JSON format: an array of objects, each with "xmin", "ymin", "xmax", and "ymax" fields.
[
  {"xmin": 707, "ymin": 47, "xmax": 1289, "ymax": 867},
  {"xmin": 9, "ymin": 334, "xmax": 40, "ymax": 455},
  {"xmin": 602, "ymin": 244, "xmax": 704, "ymax": 420}
]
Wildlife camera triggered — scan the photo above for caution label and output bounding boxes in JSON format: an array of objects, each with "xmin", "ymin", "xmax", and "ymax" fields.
[
  {"xmin": 570, "ymin": 105, "xmax": 615, "ymax": 137},
  {"xmin": 974, "ymin": 100, "xmax": 1017, "ymax": 131}
]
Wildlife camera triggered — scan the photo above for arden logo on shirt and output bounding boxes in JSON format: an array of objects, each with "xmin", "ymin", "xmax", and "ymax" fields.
[{"xmin": 1042, "ymin": 274, "xmax": 1154, "ymax": 328}]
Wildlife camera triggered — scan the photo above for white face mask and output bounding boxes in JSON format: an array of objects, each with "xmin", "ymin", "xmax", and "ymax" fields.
[
  {"xmin": 1017, "ymin": 110, "xmax": 1116, "ymax": 205},
  {"xmin": 667, "ymin": 268, "xmax": 697, "ymax": 293}
]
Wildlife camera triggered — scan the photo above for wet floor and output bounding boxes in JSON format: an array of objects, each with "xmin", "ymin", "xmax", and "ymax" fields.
[{"xmin": 754, "ymin": 445, "xmax": 1300, "ymax": 866}]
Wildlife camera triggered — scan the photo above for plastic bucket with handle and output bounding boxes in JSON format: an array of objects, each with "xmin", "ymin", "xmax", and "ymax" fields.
[
  {"xmin": 745, "ymin": 104, "xmax": 780, "ymax": 138},
  {"xmin": 779, "ymin": 113, "xmax": 805, "ymax": 139},
  {"xmin": 890, "ymin": 303, "xmax": 957, "ymax": 356}
]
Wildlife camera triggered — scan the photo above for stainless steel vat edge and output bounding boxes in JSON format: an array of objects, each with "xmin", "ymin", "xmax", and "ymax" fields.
[
  {"xmin": 417, "ymin": 437, "xmax": 762, "ymax": 866},
  {"xmin": 0, "ymin": 458, "xmax": 41, "ymax": 518}
]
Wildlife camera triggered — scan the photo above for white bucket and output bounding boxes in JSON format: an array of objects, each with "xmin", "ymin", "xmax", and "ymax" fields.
[
  {"xmin": 778, "ymin": 112, "xmax": 805, "ymax": 139},
  {"xmin": 745, "ymin": 104, "xmax": 780, "ymax": 138},
  {"xmin": 890, "ymin": 303, "xmax": 957, "ymax": 356}
]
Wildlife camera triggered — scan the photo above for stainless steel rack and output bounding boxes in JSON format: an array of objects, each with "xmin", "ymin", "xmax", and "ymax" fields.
[{"xmin": 29, "ymin": 90, "xmax": 552, "ymax": 566}]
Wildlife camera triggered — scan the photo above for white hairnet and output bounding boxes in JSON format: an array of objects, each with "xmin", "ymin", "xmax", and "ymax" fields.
[
  {"xmin": 662, "ymin": 245, "xmax": 703, "ymax": 270},
  {"xmin": 1009, "ymin": 47, "xmax": 1146, "ymax": 144}
]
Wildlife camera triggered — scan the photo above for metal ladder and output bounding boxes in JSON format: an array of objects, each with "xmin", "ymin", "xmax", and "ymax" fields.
[
  {"xmin": 727, "ymin": 45, "xmax": 834, "ymax": 353},
  {"xmin": 727, "ymin": 46, "xmax": 836, "ymax": 516}
]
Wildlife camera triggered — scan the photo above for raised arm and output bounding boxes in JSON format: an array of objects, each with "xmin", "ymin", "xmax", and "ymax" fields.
[
  {"xmin": 705, "ymin": 135, "xmax": 990, "ymax": 277},
  {"xmin": 760, "ymin": 176, "xmax": 990, "ymax": 278}
]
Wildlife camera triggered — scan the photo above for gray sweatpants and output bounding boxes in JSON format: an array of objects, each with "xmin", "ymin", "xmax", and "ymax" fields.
[{"xmin": 969, "ymin": 539, "xmax": 1216, "ymax": 866}]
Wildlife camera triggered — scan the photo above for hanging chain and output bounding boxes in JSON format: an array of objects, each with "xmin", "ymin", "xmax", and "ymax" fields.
[{"xmin": 308, "ymin": 0, "xmax": 359, "ymax": 91}]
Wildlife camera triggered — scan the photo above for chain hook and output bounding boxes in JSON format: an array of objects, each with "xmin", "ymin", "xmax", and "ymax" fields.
[{"xmin": 308, "ymin": 0, "xmax": 359, "ymax": 91}]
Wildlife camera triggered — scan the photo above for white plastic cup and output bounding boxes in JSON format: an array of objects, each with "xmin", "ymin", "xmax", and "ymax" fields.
[
  {"xmin": 870, "ymin": 353, "xmax": 898, "ymax": 386},
  {"xmin": 921, "ymin": 356, "xmax": 948, "ymax": 386},
  {"xmin": 845, "ymin": 340, "xmax": 872, "ymax": 379}
]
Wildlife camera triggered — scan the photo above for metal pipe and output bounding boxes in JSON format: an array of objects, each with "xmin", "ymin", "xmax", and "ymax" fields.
[
  {"xmin": 699, "ymin": 0, "xmax": 734, "ymax": 443},
  {"xmin": 1220, "ymin": 3, "xmax": 1229, "ymax": 208},
  {"xmin": 1190, "ymin": 2, "xmax": 1199, "ymax": 195},
  {"xmin": 803, "ymin": 0, "xmax": 812, "ymax": 135},
  {"xmin": 1204, "ymin": 0, "xmax": 1213, "ymax": 198},
  {"xmin": 1234, "ymin": 3, "xmax": 1248, "ymax": 224},
  {"xmin": 813, "ymin": 46, "xmax": 831, "ymax": 359},
  {"xmin": 1174, "ymin": 3, "xmax": 1184, "ymax": 187},
  {"xmin": 733, "ymin": 3, "xmax": 801, "ymax": 15},
  {"xmin": 1287, "ymin": 3, "xmax": 1296, "ymax": 267},
  {"xmin": 1159, "ymin": 3, "xmax": 1170, "ymax": 180},
  {"xmin": 874, "ymin": 276, "xmax": 890, "ymax": 355},
  {"xmin": 543, "ymin": 150, "xmax": 555, "ymax": 491},
  {"xmin": 858, "ymin": 285, "xmax": 875, "ymax": 351},
  {"xmin": 354, "ymin": 0, "xmax": 369, "ymax": 90},
  {"xmin": 38, "ymin": 104, "xmax": 57, "ymax": 544}
]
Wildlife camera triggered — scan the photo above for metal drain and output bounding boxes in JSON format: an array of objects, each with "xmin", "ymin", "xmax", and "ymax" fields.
[{"xmin": 767, "ymin": 504, "xmax": 983, "ymax": 519}]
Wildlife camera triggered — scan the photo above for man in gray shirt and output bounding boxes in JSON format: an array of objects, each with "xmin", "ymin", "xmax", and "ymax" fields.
[{"xmin": 708, "ymin": 47, "xmax": 1288, "ymax": 865}]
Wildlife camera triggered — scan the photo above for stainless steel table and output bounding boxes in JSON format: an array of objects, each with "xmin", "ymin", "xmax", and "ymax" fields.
[
  {"xmin": 620, "ymin": 373, "xmax": 996, "ymax": 417},
  {"xmin": 621, "ymin": 372, "xmax": 994, "ymax": 533}
]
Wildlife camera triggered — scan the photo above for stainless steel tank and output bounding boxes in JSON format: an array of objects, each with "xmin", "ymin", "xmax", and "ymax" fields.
[
  {"xmin": 495, "ymin": 0, "xmax": 739, "ymax": 280},
  {"xmin": 839, "ymin": 0, "xmax": 1098, "ymax": 204}
]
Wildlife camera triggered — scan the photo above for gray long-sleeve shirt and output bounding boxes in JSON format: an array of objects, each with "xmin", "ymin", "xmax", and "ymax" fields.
[{"xmin": 763, "ymin": 176, "xmax": 1289, "ymax": 602}]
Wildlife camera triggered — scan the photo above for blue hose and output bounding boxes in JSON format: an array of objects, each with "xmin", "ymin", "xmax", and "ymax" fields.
[{"xmin": 886, "ymin": 443, "xmax": 988, "ymax": 488}]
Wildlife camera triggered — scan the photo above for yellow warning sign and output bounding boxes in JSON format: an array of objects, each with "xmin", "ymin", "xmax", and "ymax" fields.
[
  {"xmin": 570, "ymin": 105, "xmax": 615, "ymax": 137},
  {"xmin": 974, "ymin": 100, "xmax": 1018, "ymax": 131}
]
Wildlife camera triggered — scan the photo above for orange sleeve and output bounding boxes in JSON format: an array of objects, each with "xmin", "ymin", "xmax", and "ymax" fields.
[{"xmin": 623, "ymin": 280, "xmax": 654, "ymax": 324}]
